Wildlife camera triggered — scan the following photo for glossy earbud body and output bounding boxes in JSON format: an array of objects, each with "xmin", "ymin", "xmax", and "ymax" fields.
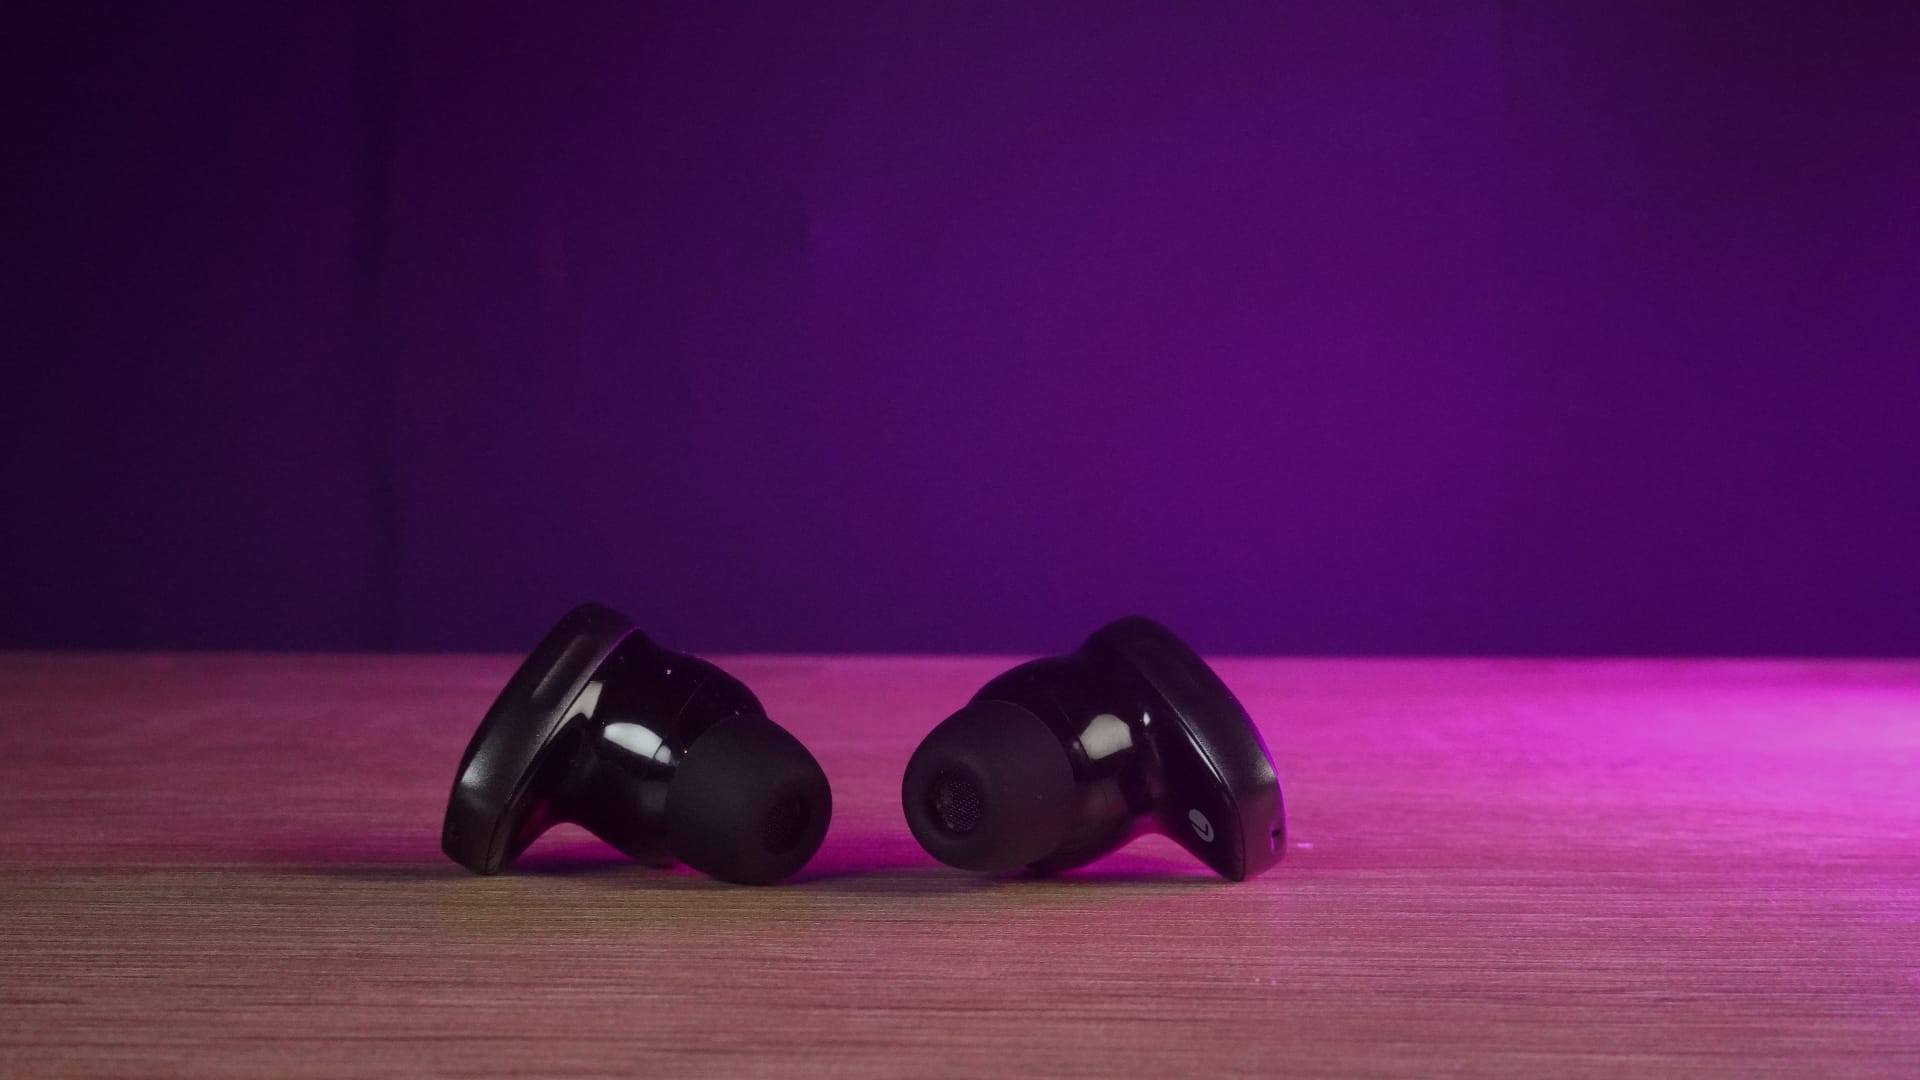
[
  {"xmin": 443, "ymin": 604, "xmax": 831, "ymax": 885},
  {"xmin": 902, "ymin": 616, "xmax": 1284, "ymax": 881}
]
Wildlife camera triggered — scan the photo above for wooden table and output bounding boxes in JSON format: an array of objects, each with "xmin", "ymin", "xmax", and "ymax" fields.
[{"xmin": 1, "ymin": 654, "xmax": 1915, "ymax": 1076}]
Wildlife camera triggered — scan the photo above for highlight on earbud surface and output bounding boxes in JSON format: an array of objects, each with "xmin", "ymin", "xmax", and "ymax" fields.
[
  {"xmin": 442, "ymin": 603, "xmax": 831, "ymax": 885},
  {"xmin": 901, "ymin": 616, "xmax": 1284, "ymax": 881}
]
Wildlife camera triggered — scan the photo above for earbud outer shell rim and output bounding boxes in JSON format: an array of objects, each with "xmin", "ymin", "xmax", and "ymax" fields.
[{"xmin": 441, "ymin": 603, "xmax": 635, "ymax": 875}]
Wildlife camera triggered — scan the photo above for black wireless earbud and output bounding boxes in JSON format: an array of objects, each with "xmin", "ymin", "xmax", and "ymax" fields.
[
  {"xmin": 442, "ymin": 604, "xmax": 831, "ymax": 885},
  {"xmin": 901, "ymin": 616, "xmax": 1284, "ymax": 881}
]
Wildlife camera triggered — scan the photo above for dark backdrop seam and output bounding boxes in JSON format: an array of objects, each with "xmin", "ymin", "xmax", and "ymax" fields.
[{"xmin": 352, "ymin": 0, "xmax": 401, "ymax": 649}]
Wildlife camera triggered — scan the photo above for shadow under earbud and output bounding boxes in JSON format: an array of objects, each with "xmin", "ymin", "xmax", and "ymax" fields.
[{"xmin": 782, "ymin": 831, "xmax": 1223, "ymax": 895}]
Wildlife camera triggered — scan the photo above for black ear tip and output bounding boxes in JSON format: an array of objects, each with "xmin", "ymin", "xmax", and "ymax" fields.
[
  {"xmin": 665, "ymin": 714, "xmax": 833, "ymax": 885},
  {"xmin": 901, "ymin": 701, "xmax": 1075, "ymax": 873}
]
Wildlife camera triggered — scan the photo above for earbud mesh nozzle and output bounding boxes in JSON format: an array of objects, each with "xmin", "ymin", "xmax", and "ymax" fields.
[{"xmin": 928, "ymin": 772, "xmax": 985, "ymax": 835}]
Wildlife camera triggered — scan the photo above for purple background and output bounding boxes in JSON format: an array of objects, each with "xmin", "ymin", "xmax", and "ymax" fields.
[{"xmin": 5, "ymin": 2, "xmax": 1917, "ymax": 655}]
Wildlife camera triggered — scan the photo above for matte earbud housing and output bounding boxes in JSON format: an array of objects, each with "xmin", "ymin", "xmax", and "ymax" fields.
[
  {"xmin": 901, "ymin": 616, "xmax": 1284, "ymax": 880},
  {"xmin": 442, "ymin": 604, "xmax": 831, "ymax": 885}
]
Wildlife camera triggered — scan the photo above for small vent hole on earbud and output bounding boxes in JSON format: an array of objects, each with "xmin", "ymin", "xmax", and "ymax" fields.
[
  {"xmin": 928, "ymin": 771, "xmax": 984, "ymax": 836},
  {"xmin": 762, "ymin": 794, "xmax": 811, "ymax": 855}
]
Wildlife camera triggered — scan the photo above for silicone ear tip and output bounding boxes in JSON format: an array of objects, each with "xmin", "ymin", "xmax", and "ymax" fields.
[
  {"xmin": 664, "ymin": 714, "xmax": 833, "ymax": 885},
  {"xmin": 900, "ymin": 701, "xmax": 1076, "ymax": 872}
]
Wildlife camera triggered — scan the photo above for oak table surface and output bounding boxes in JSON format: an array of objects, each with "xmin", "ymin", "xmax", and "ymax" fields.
[{"xmin": 1, "ymin": 653, "xmax": 1916, "ymax": 1077}]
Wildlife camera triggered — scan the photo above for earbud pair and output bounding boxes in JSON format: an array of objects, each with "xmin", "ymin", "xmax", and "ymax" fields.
[{"xmin": 442, "ymin": 604, "xmax": 1285, "ymax": 885}]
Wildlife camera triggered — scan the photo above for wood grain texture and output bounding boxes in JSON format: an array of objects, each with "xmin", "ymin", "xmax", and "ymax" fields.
[{"xmin": 0, "ymin": 654, "xmax": 1916, "ymax": 1077}]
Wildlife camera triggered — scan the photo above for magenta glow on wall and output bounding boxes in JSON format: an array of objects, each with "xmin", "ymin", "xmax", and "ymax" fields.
[{"xmin": 4, "ymin": 2, "xmax": 1917, "ymax": 655}]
